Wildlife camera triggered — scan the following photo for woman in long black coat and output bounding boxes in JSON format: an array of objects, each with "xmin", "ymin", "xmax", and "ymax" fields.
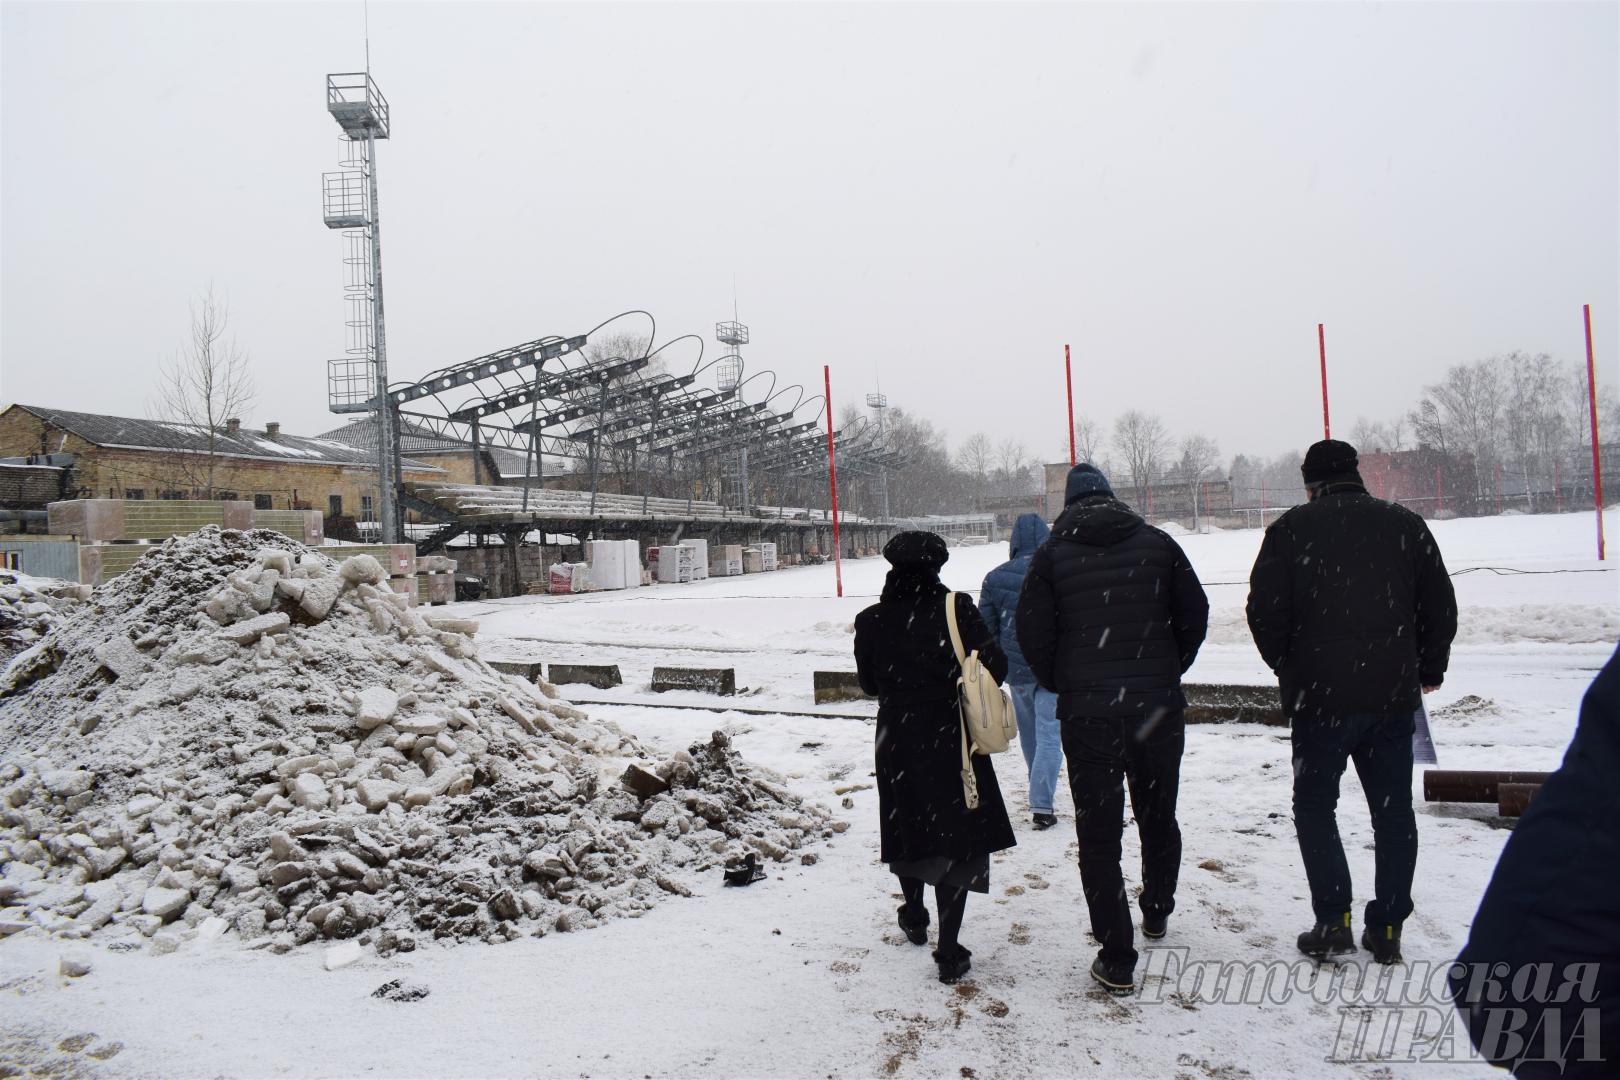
[{"xmin": 854, "ymin": 531, "xmax": 1017, "ymax": 983}]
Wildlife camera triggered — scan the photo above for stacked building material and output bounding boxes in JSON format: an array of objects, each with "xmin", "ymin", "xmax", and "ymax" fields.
[{"xmin": 47, "ymin": 500, "xmax": 325, "ymax": 586}]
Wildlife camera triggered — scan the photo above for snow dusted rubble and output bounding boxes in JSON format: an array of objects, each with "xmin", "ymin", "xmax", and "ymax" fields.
[
  {"xmin": 0, "ymin": 570, "xmax": 88, "ymax": 668},
  {"xmin": 0, "ymin": 527, "xmax": 835, "ymax": 954}
]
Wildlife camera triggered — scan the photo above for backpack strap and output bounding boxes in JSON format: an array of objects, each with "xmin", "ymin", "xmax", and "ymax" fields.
[{"xmin": 943, "ymin": 592, "xmax": 968, "ymax": 666}]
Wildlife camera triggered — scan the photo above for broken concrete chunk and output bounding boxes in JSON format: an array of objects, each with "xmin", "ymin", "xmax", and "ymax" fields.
[
  {"xmin": 620, "ymin": 764, "xmax": 671, "ymax": 801},
  {"xmin": 141, "ymin": 886, "xmax": 189, "ymax": 920},
  {"xmin": 338, "ymin": 555, "xmax": 387, "ymax": 587},
  {"xmin": 299, "ymin": 574, "xmax": 344, "ymax": 620},
  {"xmin": 288, "ymin": 773, "xmax": 329, "ymax": 810},
  {"xmin": 41, "ymin": 770, "xmax": 95, "ymax": 798},
  {"xmin": 58, "ymin": 953, "xmax": 93, "ymax": 978},
  {"xmin": 355, "ymin": 778, "xmax": 400, "ymax": 812},
  {"xmin": 322, "ymin": 940, "xmax": 363, "ymax": 970},
  {"xmin": 219, "ymin": 611, "xmax": 290, "ymax": 646},
  {"xmin": 395, "ymin": 714, "xmax": 447, "ymax": 737},
  {"xmin": 93, "ymin": 637, "xmax": 150, "ymax": 680},
  {"xmin": 274, "ymin": 577, "xmax": 308, "ymax": 604},
  {"xmin": 423, "ymin": 616, "xmax": 478, "ymax": 636},
  {"xmin": 355, "ymin": 687, "xmax": 399, "ymax": 730}
]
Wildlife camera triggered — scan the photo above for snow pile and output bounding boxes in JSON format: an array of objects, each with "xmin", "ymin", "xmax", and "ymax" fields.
[
  {"xmin": 0, "ymin": 527, "xmax": 834, "ymax": 955},
  {"xmin": 0, "ymin": 570, "xmax": 87, "ymax": 668}
]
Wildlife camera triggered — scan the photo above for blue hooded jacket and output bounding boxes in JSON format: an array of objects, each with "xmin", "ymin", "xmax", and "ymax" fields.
[{"xmin": 977, "ymin": 512, "xmax": 1050, "ymax": 687}]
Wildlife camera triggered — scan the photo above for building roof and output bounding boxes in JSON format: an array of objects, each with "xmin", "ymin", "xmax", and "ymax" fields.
[
  {"xmin": 318, "ymin": 416, "xmax": 539, "ymax": 479},
  {"xmin": 8, "ymin": 405, "xmax": 442, "ymax": 472}
]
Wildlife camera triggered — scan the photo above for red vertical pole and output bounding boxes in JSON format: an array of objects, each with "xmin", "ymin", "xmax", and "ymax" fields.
[
  {"xmin": 1494, "ymin": 463, "xmax": 1501, "ymax": 516},
  {"xmin": 1065, "ymin": 343, "xmax": 1077, "ymax": 465},
  {"xmin": 1260, "ymin": 478, "xmax": 1267, "ymax": 528},
  {"xmin": 1584, "ymin": 304, "xmax": 1606, "ymax": 560},
  {"xmin": 1556, "ymin": 460, "xmax": 1563, "ymax": 513},
  {"xmin": 1435, "ymin": 467, "xmax": 1443, "ymax": 517},
  {"xmin": 823, "ymin": 365, "xmax": 844, "ymax": 597},
  {"xmin": 1318, "ymin": 323, "xmax": 1331, "ymax": 440}
]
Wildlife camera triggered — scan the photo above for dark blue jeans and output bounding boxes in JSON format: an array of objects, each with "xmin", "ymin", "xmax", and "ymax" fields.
[{"xmin": 1291, "ymin": 711, "xmax": 1417, "ymax": 928}]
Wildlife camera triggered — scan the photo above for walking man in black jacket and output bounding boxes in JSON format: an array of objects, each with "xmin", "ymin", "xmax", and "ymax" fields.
[
  {"xmin": 1017, "ymin": 464, "xmax": 1209, "ymax": 994},
  {"xmin": 1246, "ymin": 440, "xmax": 1457, "ymax": 964}
]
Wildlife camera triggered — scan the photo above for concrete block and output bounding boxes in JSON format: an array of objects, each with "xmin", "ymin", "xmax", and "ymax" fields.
[
  {"xmin": 547, "ymin": 663, "xmax": 622, "ymax": 690},
  {"xmin": 813, "ymin": 671, "xmax": 874, "ymax": 704},
  {"xmin": 488, "ymin": 660, "xmax": 545, "ymax": 681},
  {"xmin": 49, "ymin": 500, "xmax": 124, "ymax": 542},
  {"xmin": 417, "ymin": 573, "xmax": 453, "ymax": 606},
  {"xmin": 651, "ymin": 666, "xmax": 736, "ymax": 696},
  {"xmin": 1182, "ymin": 683, "xmax": 1285, "ymax": 726}
]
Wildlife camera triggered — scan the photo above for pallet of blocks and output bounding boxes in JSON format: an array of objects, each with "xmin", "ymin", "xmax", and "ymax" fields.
[
  {"xmin": 416, "ymin": 554, "xmax": 456, "ymax": 606},
  {"xmin": 587, "ymin": 539, "xmax": 639, "ymax": 591},
  {"xmin": 655, "ymin": 544, "xmax": 695, "ymax": 583},
  {"xmin": 46, "ymin": 499, "xmax": 325, "ymax": 585},
  {"xmin": 709, "ymin": 544, "xmax": 743, "ymax": 577},
  {"xmin": 679, "ymin": 538, "xmax": 709, "ymax": 581}
]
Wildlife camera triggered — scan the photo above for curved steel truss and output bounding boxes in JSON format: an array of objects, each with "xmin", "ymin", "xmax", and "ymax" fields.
[{"xmin": 376, "ymin": 310, "xmax": 900, "ymax": 516}]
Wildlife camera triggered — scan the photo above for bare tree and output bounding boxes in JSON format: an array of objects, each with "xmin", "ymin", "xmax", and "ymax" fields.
[
  {"xmin": 955, "ymin": 432, "xmax": 993, "ymax": 508},
  {"xmin": 152, "ymin": 286, "xmax": 256, "ymax": 499},
  {"xmin": 1177, "ymin": 434, "xmax": 1220, "ymax": 529},
  {"xmin": 1074, "ymin": 413, "xmax": 1107, "ymax": 466},
  {"xmin": 1111, "ymin": 410, "xmax": 1170, "ymax": 508}
]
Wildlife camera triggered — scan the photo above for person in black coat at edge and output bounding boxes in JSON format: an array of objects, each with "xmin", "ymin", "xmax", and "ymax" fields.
[
  {"xmin": 854, "ymin": 531, "xmax": 1017, "ymax": 984},
  {"xmin": 1016, "ymin": 464, "xmax": 1210, "ymax": 995},
  {"xmin": 1246, "ymin": 439, "xmax": 1457, "ymax": 964},
  {"xmin": 1449, "ymin": 643, "xmax": 1618, "ymax": 1078}
]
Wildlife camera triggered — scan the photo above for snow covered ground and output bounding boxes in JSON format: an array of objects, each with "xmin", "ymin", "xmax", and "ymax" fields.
[{"xmin": 3, "ymin": 510, "xmax": 1615, "ymax": 1078}]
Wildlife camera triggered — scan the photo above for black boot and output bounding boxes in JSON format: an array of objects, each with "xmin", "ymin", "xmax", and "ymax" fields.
[
  {"xmin": 1361, "ymin": 924, "xmax": 1403, "ymax": 965},
  {"xmin": 897, "ymin": 904, "xmax": 929, "ymax": 946},
  {"xmin": 1298, "ymin": 919, "xmax": 1357, "ymax": 961},
  {"xmin": 1141, "ymin": 912, "xmax": 1169, "ymax": 940},
  {"xmin": 1089, "ymin": 955, "xmax": 1135, "ymax": 995},
  {"xmin": 1032, "ymin": 813, "xmax": 1058, "ymax": 830},
  {"xmin": 933, "ymin": 945, "xmax": 972, "ymax": 983}
]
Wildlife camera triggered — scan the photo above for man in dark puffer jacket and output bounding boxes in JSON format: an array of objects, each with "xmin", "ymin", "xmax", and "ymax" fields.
[
  {"xmin": 1247, "ymin": 439, "xmax": 1457, "ymax": 965},
  {"xmin": 1017, "ymin": 463, "xmax": 1209, "ymax": 993}
]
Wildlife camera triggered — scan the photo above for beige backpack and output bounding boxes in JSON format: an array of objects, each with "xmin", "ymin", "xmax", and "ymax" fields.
[{"xmin": 944, "ymin": 592, "xmax": 1017, "ymax": 809}]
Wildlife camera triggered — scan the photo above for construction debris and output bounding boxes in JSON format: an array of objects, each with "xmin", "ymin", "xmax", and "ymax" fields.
[{"xmin": 0, "ymin": 527, "xmax": 834, "ymax": 954}]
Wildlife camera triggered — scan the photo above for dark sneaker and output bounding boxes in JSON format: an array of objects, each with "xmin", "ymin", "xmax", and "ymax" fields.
[
  {"xmin": 1090, "ymin": 956, "xmax": 1135, "ymax": 995},
  {"xmin": 1298, "ymin": 920, "xmax": 1357, "ymax": 961},
  {"xmin": 1032, "ymin": 813, "xmax": 1058, "ymax": 830},
  {"xmin": 897, "ymin": 905, "xmax": 929, "ymax": 946},
  {"xmin": 1361, "ymin": 924, "xmax": 1403, "ymax": 965},
  {"xmin": 933, "ymin": 946, "xmax": 972, "ymax": 984},
  {"xmin": 1141, "ymin": 913, "xmax": 1169, "ymax": 940}
]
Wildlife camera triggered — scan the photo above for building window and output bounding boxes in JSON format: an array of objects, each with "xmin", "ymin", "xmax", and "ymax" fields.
[
  {"xmin": 361, "ymin": 495, "xmax": 374, "ymax": 522},
  {"xmin": 4, "ymin": 553, "xmax": 19, "ymax": 571},
  {"xmin": 123, "ymin": 488, "xmax": 145, "ymax": 500},
  {"xmin": 216, "ymin": 491, "xmax": 239, "ymax": 501},
  {"xmin": 329, "ymin": 495, "xmax": 343, "ymax": 517},
  {"xmin": 160, "ymin": 490, "xmax": 186, "ymax": 500},
  {"xmin": 254, "ymin": 494, "xmax": 273, "ymax": 510}
]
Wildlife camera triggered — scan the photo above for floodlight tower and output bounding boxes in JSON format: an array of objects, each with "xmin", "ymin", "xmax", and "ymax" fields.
[
  {"xmin": 321, "ymin": 72, "xmax": 397, "ymax": 542},
  {"xmin": 867, "ymin": 390, "xmax": 891, "ymax": 518},
  {"xmin": 716, "ymin": 319, "xmax": 750, "ymax": 507}
]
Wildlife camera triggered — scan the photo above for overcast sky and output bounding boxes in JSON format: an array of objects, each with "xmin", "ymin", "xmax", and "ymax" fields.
[{"xmin": 2, "ymin": 1, "xmax": 1615, "ymax": 467}]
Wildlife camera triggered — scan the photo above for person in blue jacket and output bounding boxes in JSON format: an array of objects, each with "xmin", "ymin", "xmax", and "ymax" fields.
[{"xmin": 978, "ymin": 511, "xmax": 1063, "ymax": 829}]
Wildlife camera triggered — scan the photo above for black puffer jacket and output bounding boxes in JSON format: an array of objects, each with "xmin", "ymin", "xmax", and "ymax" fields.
[
  {"xmin": 1245, "ymin": 483, "xmax": 1457, "ymax": 721},
  {"xmin": 1015, "ymin": 496, "xmax": 1209, "ymax": 720},
  {"xmin": 855, "ymin": 573, "xmax": 1016, "ymax": 865}
]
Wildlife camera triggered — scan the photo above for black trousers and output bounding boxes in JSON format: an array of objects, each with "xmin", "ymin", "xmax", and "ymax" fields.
[
  {"xmin": 1061, "ymin": 712, "xmax": 1185, "ymax": 969},
  {"xmin": 898, "ymin": 876, "xmax": 969, "ymax": 956},
  {"xmin": 1291, "ymin": 711, "xmax": 1417, "ymax": 928}
]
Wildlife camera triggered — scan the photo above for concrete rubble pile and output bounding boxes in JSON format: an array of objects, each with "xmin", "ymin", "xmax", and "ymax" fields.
[
  {"xmin": 0, "ymin": 571, "xmax": 87, "ymax": 668},
  {"xmin": 0, "ymin": 527, "xmax": 836, "ymax": 955}
]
